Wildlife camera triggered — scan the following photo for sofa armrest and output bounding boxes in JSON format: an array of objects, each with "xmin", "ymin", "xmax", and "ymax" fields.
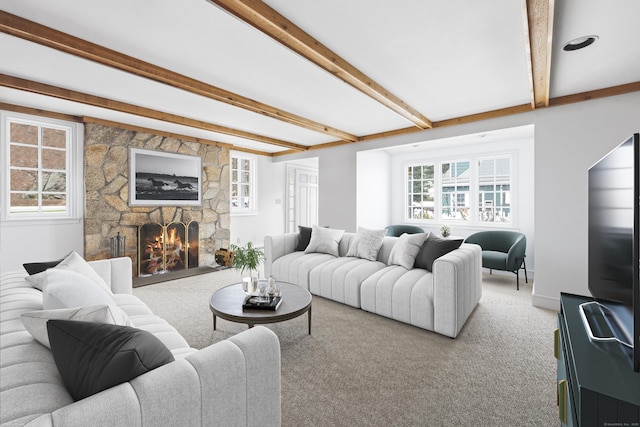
[
  {"xmin": 29, "ymin": 327, "xmax": 281, "ymax": 427},
  {"xmin": 88, "ymin": 257, "xmax": 133, "ymax": 294},
  {"xmin": 264, "ymin": 233, "xmax": 299, "ymax": 277},
  {"xmin": 432, "ymin": 243, "xmax": 482, "ymax": 338}
]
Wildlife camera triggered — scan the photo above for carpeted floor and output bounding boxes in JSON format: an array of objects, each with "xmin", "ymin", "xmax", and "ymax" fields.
[{"xmin": 134, "ymin": 269, "xmax": 558, "ymax": 426}]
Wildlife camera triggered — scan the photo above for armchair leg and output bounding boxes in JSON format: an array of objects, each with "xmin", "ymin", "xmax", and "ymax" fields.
[
  {"xmin": 523, "ymin": 259, "xmax": 528, "ymax": 284},
  {"xmin": 516, "ymin": 270, "xmax": 519, "ymax": 291}
]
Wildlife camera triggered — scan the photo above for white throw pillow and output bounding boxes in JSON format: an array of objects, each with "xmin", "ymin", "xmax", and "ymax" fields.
[
  {"xmin": 43, "ymin": 269, "xmax": 116, "ymax": 310},
  {"xmin": 304, "ymin": 226, "xmax": 345, "ymax": 257},
  {"xmin": 388, "ymin": 233, "xmax": 428, "ymax": 269},
  {"xmin": 26, "ymin": 251, "xmax": 112, "ymax": 294},
  {"xmin": 21, "ymin": 304, "xmax": 132, "ymax": 349},
  {"xmin": 346, "ymin": 227, "xmax": 386, "ymax": 261}
]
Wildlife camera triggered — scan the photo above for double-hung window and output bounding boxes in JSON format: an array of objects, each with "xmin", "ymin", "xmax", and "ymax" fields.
[
  {"xmin": 441, "ymin": 161, "xmax": 470, "ymax": 221},
  {"xmin": 404, "ymin": 155, "xmax": 513, "ymax": 225},
  {"xmin": 478, "ymin": 157, "xmax": 511, "ymax": 223},
  {"xmin": 2, "ymin": 112, "xmax": 81, "ymax": 221},
  {"xmin": 407, "ymin": 164, "xmax": 435, "ymax": 220},
  {"xmin": 230, "ymin": 152, "xmax": 256, "ymax": 214}
]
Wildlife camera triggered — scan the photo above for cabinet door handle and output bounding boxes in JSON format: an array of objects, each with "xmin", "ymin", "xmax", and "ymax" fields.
[
  {"xmin": 554, "ymin": 328, "xmax": 560, "ymax": 360},
  {"xmin": 558, "ymin": 379, "xmax": 568, "ymax": 424}
]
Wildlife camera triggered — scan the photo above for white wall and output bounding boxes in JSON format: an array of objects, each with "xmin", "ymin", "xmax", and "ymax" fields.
[
  {"xmin": 0, "ymin": 220, "xmax": 84, "ymax": 273},
  {"xmin": 277, "ymin": 91, "xmax": 640, "ymax": 311},
  {"xmin": 356, "ymin": 150, "xmax": 391, "ymax": 229},
  {"xmin": 532, "ymin": 93, "xmax": 640, "ymax": 310}
]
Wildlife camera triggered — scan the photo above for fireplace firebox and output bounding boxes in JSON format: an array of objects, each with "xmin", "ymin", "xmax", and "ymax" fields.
[{"xmin": 137, "ymin": 221, "xmax": 199, "ymax": 277}]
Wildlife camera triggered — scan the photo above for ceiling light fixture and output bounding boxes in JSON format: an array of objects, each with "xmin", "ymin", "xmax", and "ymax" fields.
[{"xmin": 562, "ymin": 35, "xmax": 599, "ymax": 52}]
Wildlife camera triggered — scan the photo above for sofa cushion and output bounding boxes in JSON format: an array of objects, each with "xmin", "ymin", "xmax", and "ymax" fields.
[
  {"xmin": 415, "ymin": 234, "xmax": 464, "ymax": 272},
  {"xmin": 305, "ymin": 226, "xmax": 344, "ymax": 256},
  {"xmin": 47, "ymin": 320, "xmax": 175, "ymax": 401},
  {"xmin": 43, "ymin": 269, "xmax": 116, "ymax": 310},
  {"xmin": 345, "ymin": 227, "xmax": 386, "ymax": 261},
  {"xmin": 25, "ymin": 251, "xmax": 112, "ymax": 293},
  {"xmin": 295, "ymin": 226, "xmax": 313, "ymax": 251},
  {"xmin": 21, "ymin": 305, "xmax": 132, "ymax": 349},
  {"xmin": 23, "ymin": 256, "xmax": 64, "ymax": 275},
  {"xmin": 387, "ymin": 233, "xmax": 428, "ymax": 269}
]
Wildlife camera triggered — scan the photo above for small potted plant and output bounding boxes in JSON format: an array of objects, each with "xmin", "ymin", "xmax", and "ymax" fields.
[
  {"xmin": 440, "ymin": 225, "xmax": 451, "ymax": 238},
  {"xmin": 230, "ymin": 241, "xmax": 265, "ymax": 294}
]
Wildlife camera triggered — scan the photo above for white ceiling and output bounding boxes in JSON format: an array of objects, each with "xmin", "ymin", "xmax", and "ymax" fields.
[{"xmin": 0, "ymin": 0, "xmax": 638, "ymax": 154}]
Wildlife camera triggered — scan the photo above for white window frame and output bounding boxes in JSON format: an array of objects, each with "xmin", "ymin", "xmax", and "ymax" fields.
[
  {"xmin": 403, "ymin": 153, "xmax": 516, "ymax": 227},
  {"xmin": 1, "ymin": 111, "xmax": 83, "ymax": 224},
  {"xmin": 230, "ymin": 151, "xmax": 257, "ymax": 215}
]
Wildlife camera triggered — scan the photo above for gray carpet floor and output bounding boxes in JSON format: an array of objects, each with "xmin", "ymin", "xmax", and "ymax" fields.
[{"xmin": 134, "ymin": 269, "xmax": 558, "ymax": 426}]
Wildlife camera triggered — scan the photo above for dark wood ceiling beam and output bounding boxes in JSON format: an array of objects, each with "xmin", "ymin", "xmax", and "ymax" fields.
[
  {"xmin": 0, "ymin": 74, "xmax": 308, "ymax": 151},
  {"xmin": 525, "ymin": 0, "xmax": 555, "ymax": 108},
  {"xmin": 0, "ymin": 10, "xmax": 357, "ymax": 142},
  {"xmin": 208, "ymin": 0, "xmax": 433, "ymax": 129}
]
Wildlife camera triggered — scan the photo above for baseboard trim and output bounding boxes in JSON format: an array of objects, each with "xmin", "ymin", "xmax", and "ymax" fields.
[{"xmin": 532, "ymin": 289, "xmax": 560, "ymax": 311}]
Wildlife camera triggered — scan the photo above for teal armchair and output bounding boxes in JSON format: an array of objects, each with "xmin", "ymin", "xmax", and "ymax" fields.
[
  {"xmin": 464, "ymin": 231, "xmax": 527, "ymax": 290},
  {"xmin": 384, "ymin": 224, "xmax": 425, "ymax": 237}
]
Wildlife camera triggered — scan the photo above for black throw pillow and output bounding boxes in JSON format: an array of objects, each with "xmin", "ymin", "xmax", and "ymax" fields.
[
  {"xmin": 47, "ymin": 320, "xmax": 175, "ymax": 401},
  {"xmin": 296, "ymin": 226, "xmax": 313, "ymax": 251},
  {"xmin": 414, "ymin": 235, "xmax": 464, "ymax": 272},
  {"xmin": 23, "ymin": 257, "xmax": 63, "ymax": 275}
]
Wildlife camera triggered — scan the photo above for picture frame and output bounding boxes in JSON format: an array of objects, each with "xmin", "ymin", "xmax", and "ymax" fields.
[{"xmin": 129, "ymin": 148, "xmax": 202, "ymax": 206}]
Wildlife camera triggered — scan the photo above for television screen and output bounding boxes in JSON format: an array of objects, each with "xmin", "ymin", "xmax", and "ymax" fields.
[{"xmin": 588, "ymin": 133, "xmax": 640, "ymax": 371}]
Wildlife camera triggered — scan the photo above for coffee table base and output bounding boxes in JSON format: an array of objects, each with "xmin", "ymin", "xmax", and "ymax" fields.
[{"xmin": 212, "ymin": 306, "xmax": 311, "ymax": 334}]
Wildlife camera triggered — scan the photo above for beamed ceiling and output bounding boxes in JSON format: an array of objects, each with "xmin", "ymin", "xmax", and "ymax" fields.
[{"xmin": 1, "ymin": 0, "xmax": 639, "ymax": 156}]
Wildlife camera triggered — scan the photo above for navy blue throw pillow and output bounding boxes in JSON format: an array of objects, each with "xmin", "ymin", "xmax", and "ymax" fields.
[{"xmin": 47, "ymin": 320, "xmax": 175, "ymax": 401}]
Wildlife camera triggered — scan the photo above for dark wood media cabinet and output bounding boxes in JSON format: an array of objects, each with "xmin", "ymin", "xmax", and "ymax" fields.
[{"xmin": 556, "ymin": 293, "xmax": 640, "ymax": 426}]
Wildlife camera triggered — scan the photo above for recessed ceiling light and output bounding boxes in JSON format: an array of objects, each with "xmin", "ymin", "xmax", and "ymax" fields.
[{"xmin": 562, "ymin": 35, "xmax": 599, "ymax": 52}]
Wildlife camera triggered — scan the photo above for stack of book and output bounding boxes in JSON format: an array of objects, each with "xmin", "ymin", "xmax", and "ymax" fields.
[{"xmin": 242, "ymin": 295, "xmax": 283, "ymax": 311}]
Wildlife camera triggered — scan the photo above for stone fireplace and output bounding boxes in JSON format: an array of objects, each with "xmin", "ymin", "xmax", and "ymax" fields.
[{"xmin": 83, "ymin": 123, "xmax": 230, "ymax": 280}]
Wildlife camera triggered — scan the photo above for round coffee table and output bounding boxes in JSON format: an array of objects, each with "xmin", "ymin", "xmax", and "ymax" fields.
[{"xmin": 209, "ymin": 281, "xmax": 312, "ymax": 334}]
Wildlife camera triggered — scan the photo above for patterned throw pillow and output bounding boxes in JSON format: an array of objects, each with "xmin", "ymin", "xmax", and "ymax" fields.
[
  {"xmin": 304, "ymin": 225, "xmax": 345, "ymax": 257},
  {"xmin": 346, "ymin": 227, "xmax": 386, "ymax": 261}
]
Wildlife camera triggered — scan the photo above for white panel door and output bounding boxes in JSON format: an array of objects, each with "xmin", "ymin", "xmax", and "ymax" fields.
[{"xmin": 295, "ymin": 168, "xmax": 318, "ymax": 228}]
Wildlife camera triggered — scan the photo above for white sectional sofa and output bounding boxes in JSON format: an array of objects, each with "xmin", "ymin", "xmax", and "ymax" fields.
[
  {"xmin": 265, "ymin": 229, "xmax": 482, "ymax": 338},
  {"xmin": 0, "ymin": 256, "xmax": 281, "ymax": 427}
]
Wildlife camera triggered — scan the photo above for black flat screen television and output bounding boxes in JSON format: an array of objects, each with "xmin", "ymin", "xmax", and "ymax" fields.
[{"xmin": 588, "ymin": 133, "xmax": 640, "ymax": 372}]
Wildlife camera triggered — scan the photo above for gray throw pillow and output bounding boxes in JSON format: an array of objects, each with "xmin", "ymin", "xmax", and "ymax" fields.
[
  {"xmin": 21, "ymin": 304, "xmax": 132, "ymax": 349},
  {"xmin": 48, "ymin": 320, "xmax": 174, "ymax": 401},
  {"xmin": 296, "ymin": 226, "xmax": 313, "ymax": 251},
  {"xmin": 387, "ymin": 233, "xmax": 428, "ymax": 269},
  {"xmin": 415, "ymin": 234, "xmax": 463, "ymax": 271},
  {"xmin": 346, "ymin": 227, "xmax": 386, "ymax": 261},
  {"xmin": 305, "ymin": 226, "xmax": 344, "ymax": 256}
]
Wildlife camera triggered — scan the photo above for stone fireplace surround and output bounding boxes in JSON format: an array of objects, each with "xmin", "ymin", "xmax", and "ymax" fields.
[{"xmin": 83, "ymin": 123, "xmax": 230, "ymax": 279}]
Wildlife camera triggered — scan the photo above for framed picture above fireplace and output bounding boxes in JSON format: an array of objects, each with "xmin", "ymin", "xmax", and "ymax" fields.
[{"xmin": 129, "ymin": 148, "xmax": 202, "ymax": 206}]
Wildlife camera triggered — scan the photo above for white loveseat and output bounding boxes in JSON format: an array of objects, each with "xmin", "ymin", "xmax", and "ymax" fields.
[
  {"xmin": 0, "ymin": 256, "xmax": 281, "ymax": 426},
  {"xmin": 265, "ymin": 231, "xmax": 482, "ymax": 338}
]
